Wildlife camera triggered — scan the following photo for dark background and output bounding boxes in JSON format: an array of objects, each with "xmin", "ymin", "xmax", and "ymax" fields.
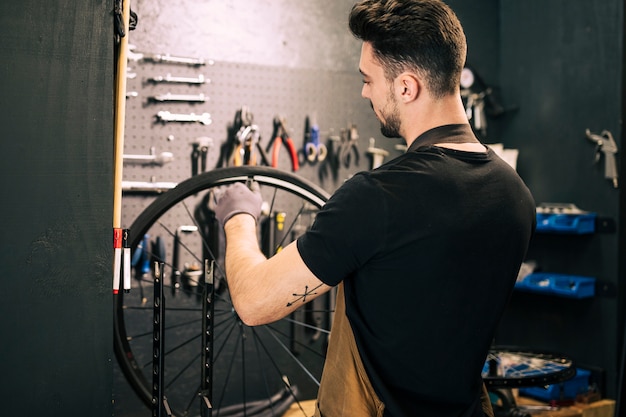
[{"xmin": 0, "ymin": 0, "xmax": 624, "ymax": 416}]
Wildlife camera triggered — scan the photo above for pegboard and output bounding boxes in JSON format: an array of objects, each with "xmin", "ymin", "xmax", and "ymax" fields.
[{"xmin": 121, "ymin": 56, "xmax": 394, "ymax": 228}]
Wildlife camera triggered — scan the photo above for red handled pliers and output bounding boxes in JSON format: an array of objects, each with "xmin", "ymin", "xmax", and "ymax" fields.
[{"xmin": 266, "ymin": 116, "xmax": 299, "ymax": 172}]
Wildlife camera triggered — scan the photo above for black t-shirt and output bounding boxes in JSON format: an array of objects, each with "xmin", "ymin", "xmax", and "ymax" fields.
[{"xmin": 297, "ymin": 124, "xmax": 536, "ymax": 417}]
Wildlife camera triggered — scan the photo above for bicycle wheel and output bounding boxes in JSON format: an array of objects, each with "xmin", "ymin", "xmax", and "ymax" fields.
[
  {"xmin": 114, "ymin": 166, "xmax": 333, "ymax": 417},
  {"xmin": 482, "ymin": 346, "xmax": 576, "ymax": 388}
]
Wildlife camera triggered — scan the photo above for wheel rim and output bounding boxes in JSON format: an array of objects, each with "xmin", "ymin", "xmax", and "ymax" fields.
[
  {"xmin": 483, "ymin": 346, "xmax": 576, "ymax": 388},
  {"xmin": 114, "ymin": 167, "xmax": 332, "ymax": 416}
]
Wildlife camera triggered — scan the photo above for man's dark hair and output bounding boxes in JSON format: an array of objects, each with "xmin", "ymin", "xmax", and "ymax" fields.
[{"xmin": 349, "ymin": 0, "xmax": 467, "ymax": 98}]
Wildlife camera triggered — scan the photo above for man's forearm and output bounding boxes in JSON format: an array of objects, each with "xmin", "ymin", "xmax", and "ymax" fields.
[
  {"xmin": 223, "ymin": 214, "xmax": 273, "ymax": 324},
  {"xmin": 223, "ymin": 214, "xmax": 332, "ymax": 326}
]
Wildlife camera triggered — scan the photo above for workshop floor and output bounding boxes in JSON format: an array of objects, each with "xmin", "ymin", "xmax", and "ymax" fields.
[{"xmin": 113, "ymin": 360, "xmax": 317, "ymax": 417}]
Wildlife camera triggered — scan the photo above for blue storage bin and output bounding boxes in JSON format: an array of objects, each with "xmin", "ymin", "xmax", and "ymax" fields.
[
  {"xmin": 535, "ymin": 212, "xmax": 596, "ymax": 234},
  {"xmin": 519, "ymin": 368, "xmax": 590, "ymax": 401},
  {"xmin": 515, "ymin": 273, "xmax": 595, "ymax": 298}
]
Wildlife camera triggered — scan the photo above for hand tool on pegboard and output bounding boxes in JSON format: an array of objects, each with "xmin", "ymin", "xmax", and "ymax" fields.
[
  {"xmin": 221, "ymin": 107, "xmax": 269, "ymax": 167},
  {"xmin": 338, "ymin": 124, "xmax": 360, "ymax": 169},
  {"xmin": 366, "ymin": 138, "xmax": 389, "ymax": 170},
  {"xmin": 585, "ymin": 128, "xmax": 619, "ymax": 188},
  {"xmin": 113, "ymin": 0, "xmax": 133, "ymax": 294},
  {"xmin": 267, "ymin": 116, "xmax": 299, "ymax": 171},
  {"xmin": 300, "ymin": 114, "xmax": 327, "ymax": 165},
  {"xmin": 318, "ymin": 133, "xmax": 341, "ymax": 185},
  {"xmin": 191, "ymin": 137, "xmax": 213, "ymax": 176},
  {"xmin": 123, "ymin": 147, "xmax": 174, "ymax": 166}
]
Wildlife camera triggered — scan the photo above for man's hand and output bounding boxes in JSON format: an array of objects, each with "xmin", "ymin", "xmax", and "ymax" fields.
[{"xmin": 213, "ymin": 182, "xmax": 263, "ymax": 225}]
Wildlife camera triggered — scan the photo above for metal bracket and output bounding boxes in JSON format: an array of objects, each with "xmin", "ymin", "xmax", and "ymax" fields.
[{"xmin": 200, "ymin": 260, "xmax": 215, "ymax": 416}]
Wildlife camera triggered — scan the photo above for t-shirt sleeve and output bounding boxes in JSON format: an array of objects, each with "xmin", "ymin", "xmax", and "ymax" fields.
[{"xmin": 296, "ymin": 173, "xmax": 387, "ymax": 286}]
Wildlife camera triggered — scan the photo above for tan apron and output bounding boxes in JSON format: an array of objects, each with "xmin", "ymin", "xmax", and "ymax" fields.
[
  {"xmin": 313, "ymin": 283, "xmax": 495, "ymax": 417},
  {"xmin": 314, "ymin": 283, "xmax": 385, "ymax": 417}
]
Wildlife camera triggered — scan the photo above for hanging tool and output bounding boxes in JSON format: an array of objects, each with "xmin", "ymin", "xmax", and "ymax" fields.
[
  {"xmin": 191, "ymin": 137, "xmax": 213, "ymax": 176},
  {"xmin": 318, "ymin": 133, "xmax": 341, "ymax": 184},
  {"xmin": 463, "ymin": 90, "xmax": 488, "ymax": 137},
  {"xmin": 267, "ymin": 117, "xmax": 299, "ymax": 171},
  {"xmin": 301, "ymin": 115, "xmax": 327, "ymax": 164},
  {"xmin": 131, "ymin": 233, "xmax": 151, "ymax": 305},
  {"xmin": 172, "ymin": 225, "xmax": 198, "ymax": 295},
  {"xmin": 338, "ymin": 124, "xmax": 360, "ymax": 168},
  {"xmin": 156, "ymin": 111, "xmax": 212, "ymax": 126},
  {"xmin": 585, "ymin": 129, "xmax": 619, "ymax": 188},
  {"xmin": 122, "ymin": 180, "xmax": 178, "ymax": 194},
  {"xmin": 460, "ymin": 64, "xmax": 507, "ymax": 140},
  {"xmin": 148, "ymin": 93, "xmax": 206, "ymax": 103},
  {"xmin": 123, "ymin": 147, "xmax": 174, "ymax": 166},
  {"xmin": 127, "ymin": 45, "xmax": 211, "ymax": 67},
  {"xmin": 366, "ymin": 138, "xmax": 389, "ymax": 170},
  {"xmin": 147, "ymin": 73, "xmax": 207, "ymax": 85},
  {"xmin": 228, "ymin": 107, "xmax": 269, "ymax": 166},
  {"xmin": 144, "ymin": 53, "xmax": 211, "ymax": 66},
  {"xmin": 235, "ymin": 125, "xmax": 261, "ymax": 166}
]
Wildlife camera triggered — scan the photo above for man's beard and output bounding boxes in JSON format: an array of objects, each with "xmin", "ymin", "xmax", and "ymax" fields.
[
  {"xmin": 372, "ymin": 100, "xmax": 401, "ymax": 139},
  {"xmin": 379, "ymin": 113, "xmax": 401, "ymax": 138}
]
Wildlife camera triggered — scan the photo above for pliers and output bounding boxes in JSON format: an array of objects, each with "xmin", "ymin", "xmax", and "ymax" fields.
[
  {"xmin": 266, "ymin": 116, "xmax": 299, "ymax": 172},
  {"xmin": 339, "ymin": 124, "xmax": 360, "ymax": 168},
  {"xmin": 229, "ymin": 107, "xmax": 270, "ymax": 166}
]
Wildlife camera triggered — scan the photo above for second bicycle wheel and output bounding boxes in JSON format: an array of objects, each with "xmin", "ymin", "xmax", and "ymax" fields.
[{"xmin": 114, "ymin": 166, "xmax": 333, "ymax": 417}]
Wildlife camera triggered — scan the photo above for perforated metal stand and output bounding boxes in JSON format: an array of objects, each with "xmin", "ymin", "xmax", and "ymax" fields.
[
  {"xmin": 152, "ymin": 262, "xmax": 172, "ymax": 417},
  {"xmin": 200, "ymin": 260, "xmax": 215, "ymax": 417}
]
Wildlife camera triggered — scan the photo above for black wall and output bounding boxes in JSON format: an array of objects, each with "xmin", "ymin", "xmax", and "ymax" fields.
[
  {"xmin": 0, "ymin": 1, "xmax": 114, "ymax": 415},
  {"xmin": 496, "ymin": 0, "xmax": 623, "ymax": 402},
  {"xmin": 430, "ymin": 0, "xmax": 625, "ymax": 404}
]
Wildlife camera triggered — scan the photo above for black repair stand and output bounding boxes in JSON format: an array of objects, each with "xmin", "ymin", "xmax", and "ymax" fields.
[{"xmin": 152, "ymin": 260, "xmax": 215, "ymax": 417}]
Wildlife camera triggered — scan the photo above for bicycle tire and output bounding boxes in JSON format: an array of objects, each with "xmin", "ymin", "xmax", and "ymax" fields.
[
  {"xmin": 482, "ymin": 346, "xmax": 576, "ymax": 388},
  {"xmin": 114, "ymin": 166, "xmax": 332, "ymax": 417}
]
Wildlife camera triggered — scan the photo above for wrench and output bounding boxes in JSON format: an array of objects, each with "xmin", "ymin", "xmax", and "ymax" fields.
[
  {"xmin": 143, "ymin": 53, "xmax": 212, "ymax": 66},
  {"xmin": 157, "ymin": 111, "xmax": 212, "ymax": 126},
  {"xmin": 147, "ymin": 74, "xmax": 207, "ymax": 85},
  {"xmin": 149, "ymin": 93, "xmax": 206, "ymax": 103},
  {"xmin": 124, "ymin": 147, "xmax": 174, "ymax": 165}
]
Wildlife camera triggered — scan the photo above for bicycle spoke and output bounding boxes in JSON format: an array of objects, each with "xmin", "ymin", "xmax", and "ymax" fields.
[
  {"xmin": 250, "ymin": 327, "xmax": 308, "ymax": 413},
  {"xmin": 240, "ymin": 324, "xmax": 248, "ymax": 416},
  {"xmin": 127, "ymin": 317, "xmax": 203, "ymax": 341},
  {"xmin": 140, "ymin": 332, "xmax": 203, "ymax": 370},
  {"xmin": 251, "ymin": 330, "xmax": 282, "ymax": 416},
  {"xmin": 282, "ymin": 317, "xmax": 331, "ymax": 335},
  {"xmin": 274, "ymin": 202, "xmax": 307, "ymax": 253},
  {"xmin": 166, "ymin": 350, "xmax": 202, "ymax": 389},
  {"xmin": 260, "ymin": 325, "xmax": 321, "ymax": 386},
  {"xmin": 114, "ymin": 167, "xmax": 331, "ymax": 416},
  {"xmin": 214, "ymin": 327, "xmax": 243, "ymax": 414},
  {"xmin": 180, "ymin": 197, "xmax": 227, "ymax": 279},
  {"xmin": 267, "ymin": 324, "xmax": 326, "ymax": 360}
]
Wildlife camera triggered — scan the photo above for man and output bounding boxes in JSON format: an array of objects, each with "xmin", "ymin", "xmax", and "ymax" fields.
[{"xmin": 213, "ymin": 1, "xmax": 536, "ymax": 416}]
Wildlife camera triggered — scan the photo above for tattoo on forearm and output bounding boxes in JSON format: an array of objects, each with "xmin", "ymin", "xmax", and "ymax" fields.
[{"xmin": 286, "ymin": 284, "xmax": 323, "ymax": 307}]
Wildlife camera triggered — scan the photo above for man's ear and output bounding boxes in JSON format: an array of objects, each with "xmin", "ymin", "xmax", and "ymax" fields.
[{"xmin": 396, "ymin": 73, "xmax": 420, "ymax": 103}]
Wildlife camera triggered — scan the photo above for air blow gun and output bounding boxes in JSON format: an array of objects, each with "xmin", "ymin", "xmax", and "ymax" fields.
[{"xmin": 585, "ymin": 129, "xmax": 619, "ymax": 188}]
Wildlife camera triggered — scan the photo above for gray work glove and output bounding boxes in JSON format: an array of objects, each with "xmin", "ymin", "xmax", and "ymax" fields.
[{"xmin": 213, "ymin": 181, "xmax": 263, "ymax": 225}]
